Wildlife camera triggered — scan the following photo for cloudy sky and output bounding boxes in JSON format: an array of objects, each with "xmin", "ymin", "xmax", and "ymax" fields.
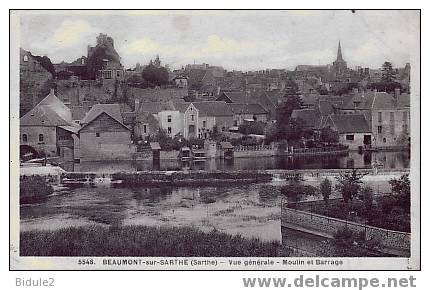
[{"xmin": 19, "ymin": 10, "xmax": 419, "ymax": 71}]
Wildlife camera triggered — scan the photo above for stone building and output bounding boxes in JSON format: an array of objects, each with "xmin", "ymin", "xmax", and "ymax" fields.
[
  {"xmin": 339, "ymin": 89, "xmax": 410, "ymax": 148},
  {"xmin": 323, "ymin": 114, "xmax": 373, "ymax": 150},
  {"xmin": 79, "ymin": 104, "xmax": 134, "ymax": 161},
  {"xmin": 183, "ymin": 101, "xmax": 234, "ymax": 139},
  {"xmin": 87, "ymin": 33, "xmax": 124, "ymax": 81},
  {"xmin": 20, "ymin": 89, "xmax": 78, "ymax": 159},
  {"xmin": 227, "ymin": 103, "xmax": 269, "ymax": 126},
  {"xmin": 332, "ymin": 41, "xmax": 348, "ymax": 76}
]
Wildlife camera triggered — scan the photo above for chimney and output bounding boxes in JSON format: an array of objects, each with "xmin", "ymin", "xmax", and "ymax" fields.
[
  {"xmin": 394, "ymin": 88, "xmax": 400, "ymax": 106},
  {"xmin": 50, "ymin": 88, "xmax": 55, "ymax": 95},
  {"xmin": 134, "ymin": 98, "xmax": 140, "ymax": 112},
  {"xmin": 395, "ymin": 88, "xmax": 401, "ymax": 97}
]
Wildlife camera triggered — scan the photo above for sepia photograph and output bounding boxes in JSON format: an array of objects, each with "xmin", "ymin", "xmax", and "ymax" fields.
[{"xmin": 9, "ymin": 9, "xmax": 420, "ymax": 270}]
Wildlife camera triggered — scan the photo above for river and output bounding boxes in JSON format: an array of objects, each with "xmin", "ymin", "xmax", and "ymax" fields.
[
  {"xmin": 61, "ymin": 151, "xmax": 410, "ymax": 172},
  {"xmin": 20, "ymin": 173, "xmax": 401, "ymax": 243}
]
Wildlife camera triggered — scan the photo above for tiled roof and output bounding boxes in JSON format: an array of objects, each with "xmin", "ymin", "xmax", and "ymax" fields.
[
  {"xmin": 81, "ymin": 103, "xmax": 123, "ymax": 125},
  {"xmin": 219, "ymin": 91, "xmax": 249, "ymax": 103},
  {"xmin": 291, "ymin": 109, "xmax": 323, "ymax": 129},
  {"xmin": 342, "ymin": 91, "xmax": 410, "ymax": 110},
  {"xmin": 20, "ymin": 105, "xmax": 72, "ymax": 127},
  {"xmin": 20, "ymin": 90, "xmax": 73, "ymax": 127},
  {"xmin": 192, "ymin": 101, "xmax": 234, "ymax": 117},
  {"xmin": 70, "ymin": 106, "xmax": 88, "ymax": 121},
  {"xmin": 318, "ymin": 100, "xmax": 334, "ymax": 116},
  {"xmin": 137, "ymin": 101, "xmax": 177, "ymax": 114},
  {"xmin": 227, "ymin": 103, "xmax": 268, "ymax": 115},
  {"xmin": 328, "ymin": 114, "xmax": 371, "ymax": 134}
]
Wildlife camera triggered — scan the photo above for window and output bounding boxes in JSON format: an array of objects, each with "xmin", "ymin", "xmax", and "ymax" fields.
[
  {"xmin": 390, "ymin": 112, "xmax": 395, "ymax": 122},
  {"xmin": 143, "ymin": 125, "xmax": 147, "ymax": 134},
  {"xmin": 346, "ymin": 134, "xmax": 354, "ymax": 141},
  {"xmin": 383, "ymin": 138, "xmax": 387, "ymax": 143},
  {"xmin": 189, "ymin": 125, "xmax": 195, "ymax": 134},
  {"xmin": 167, "ymin": 115, "xmax": 172, "ymax": 122},
  {"xmin": 23, "ymin": 55, "xmax": 28, "ymax": 62},
  {"xmin": 38, "ymin": 134, "xmax": 44, "ymax": 142},
  {"xmin": 22, "ymin": 134, "xmax": 27, "ymax": 142},
  {"xmin": 403, "ymin": 111, "xmax": 408, "ymax": 122},
  {"xmin": 117, "ymin": 70, "xmax": 121, "ymax": 77},
  {"xmin": 96, "ymin": 132, "xmax": 100, "ymax": 137},
  {"xmin": 167, "ymin": 127, "xmax": 172, "ymax": 134},
  {"xmin": 377, "ymin": 126, "xmax": 382, "ymax": 134},
  {"xmin": 191, "ymin": 114, "xmax": 194, "ymax": 121},
  {"xmin": 378, "ymin": 112, "xmax": 382, "ymax": 123},
  {"xmin": 203, "ymin": 120, "xmax": 206, "ymax": 128}
]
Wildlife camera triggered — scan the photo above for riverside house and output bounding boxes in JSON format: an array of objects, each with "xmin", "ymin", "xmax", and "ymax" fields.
[
  {"xmin": 184, "ymin": 101, "xmax": 235, "ymax": 139},
  {"xmin": 79, "ymin": 104, "xmax": 134, "ymax": 161},
  {"xmin": 322, "ymin": 114, "xmax": 373, "ymax": 150},
  {"xmin": 339, "ymin": 89, "xmax": 410, "ymax": 149},
  {"xmin": 20, "ymin": 89, "xmax": 79, "ymax": 159},
  {"xmin": 228, "ymin": 103, "xmax": 269, "ymax": 126}
]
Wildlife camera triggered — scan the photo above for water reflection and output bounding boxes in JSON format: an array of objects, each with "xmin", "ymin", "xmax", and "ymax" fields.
[
  {"xmin": 20, "ymin": 184, "xmax": 283, "ymax": 241},
  {"xmin": 63, "ymin": 151, "xmax": 410, "ymax": 172}
]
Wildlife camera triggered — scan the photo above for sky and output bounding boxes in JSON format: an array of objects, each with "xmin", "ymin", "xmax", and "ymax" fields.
[{"xmin": 18, "ymin": 10, "xmax": 419, "ymax": 71}]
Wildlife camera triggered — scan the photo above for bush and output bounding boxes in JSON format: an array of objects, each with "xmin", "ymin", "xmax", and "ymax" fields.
[
  {"xmin": 20, "ymin": 176, "xmax": 53, "ymax": 204},
  {"xmin": 238, "ymin": 121, "xmax": 266, "ymax": 135}
]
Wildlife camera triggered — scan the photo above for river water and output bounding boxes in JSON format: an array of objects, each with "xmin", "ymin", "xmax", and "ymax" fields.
[
  {"xmin": 62, "ymin": 151, "xmax": 410, "ymax": 172},
  {"xmin": 20, "ymin": 173, "xmax": 401, "ymax": 242}
]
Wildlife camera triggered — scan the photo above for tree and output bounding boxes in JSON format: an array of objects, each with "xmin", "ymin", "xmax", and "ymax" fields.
[
  {"xmin": 320, "ymin": 127, "xmax": 339, "ymax": 144},
  {"xmin": 320, "ymin": 178, "xmax": 332, "ymax": 205},
  {"xmin": 335, "ymin": 170, "xmax": 366, "ymax": 215},
  {"xmin": 238, "ymin": 121, "xmax": 265, "ymax": 135},
  {"xmin": 389, "ymin": 174, "xmax": 410, "ymax": 212},
  {"xmin": 361, "ymin": 186, "xmax": 374, "ymax": 214},
  {"xmin": 281, "ymin": 180, "xmax": 317, "ymax": 204},
  {"xmin": 141, "ymin": 64, "xmax": 169, "ymax": 87},
  {"xmin": 381, "ymin": 61, "xmax": 396, "ymax": 83}
]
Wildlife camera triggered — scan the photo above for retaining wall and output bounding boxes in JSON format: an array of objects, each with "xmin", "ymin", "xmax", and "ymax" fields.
[{"xmin": 281, "ymin": 206, "xmax": 410, "ymax": 253}]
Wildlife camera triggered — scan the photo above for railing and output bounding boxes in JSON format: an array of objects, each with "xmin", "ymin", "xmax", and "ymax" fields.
[
  {"xmin": 281, "ymin": 205, "xmax": 410, "ymax": 251},
  {"xmin": 288, "ymin": 145, "xmax": 349, "ymax": 155},
  {"xmin": 284, "ymin": 245, "xmax": 317, "ymax": 257},
  {"xmin": 234, "ymin": 144, "xmax": 276, "ymax": 152}
]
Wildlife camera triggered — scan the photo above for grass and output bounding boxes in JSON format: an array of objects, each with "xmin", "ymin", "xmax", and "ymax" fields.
[{"xmin": 20, "ymin": 225, "xmax": 282, "ymax": 257}]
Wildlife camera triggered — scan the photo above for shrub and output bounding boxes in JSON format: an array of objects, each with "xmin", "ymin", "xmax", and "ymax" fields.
[
  {"xmin": 20, "ymin": 175, "xmax": 53, "ymax": 204},
  {"xmin": 320, "ymin": 178, "xmax": 332, "ymax": 204}
]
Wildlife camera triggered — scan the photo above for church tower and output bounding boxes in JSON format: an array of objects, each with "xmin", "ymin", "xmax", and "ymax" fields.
[{"xmin": 332, "ymin": 41, "xmax": 347, "ymax": 75}]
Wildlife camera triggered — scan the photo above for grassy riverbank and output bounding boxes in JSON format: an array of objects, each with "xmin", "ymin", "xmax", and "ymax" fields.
[{"xmin": 20, "ymin": 225, "xmax": 282, "ymax": 257}]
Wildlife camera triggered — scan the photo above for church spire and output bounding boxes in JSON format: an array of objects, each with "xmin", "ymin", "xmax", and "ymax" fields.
[{"xmin": 337, "ymin": 40, "xmax": 343, "ymax": 61}]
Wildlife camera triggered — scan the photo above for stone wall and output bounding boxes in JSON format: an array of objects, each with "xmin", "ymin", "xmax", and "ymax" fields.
[{"xmin": 282, "ymin": 206, "xmax": 410, "ymax": 252}]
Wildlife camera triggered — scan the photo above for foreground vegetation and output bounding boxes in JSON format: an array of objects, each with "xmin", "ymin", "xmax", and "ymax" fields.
[
  {"xmin": 285, "ymin": 172, "xmax": 411, "ymax": 232},
  {"xmin": 20, "ymin": 225, "xmax": 282, "ymax": 257},
  {"xmin": 20, "ymin": 176, "xmax": 53, "ymax": 204}
]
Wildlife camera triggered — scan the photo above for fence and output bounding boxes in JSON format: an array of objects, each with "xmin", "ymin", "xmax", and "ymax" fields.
[
  {"xmin": 281, "ymin": 206, "xmax": 410, "ymax": 252},
  {"xmin": 284, "ymin": 245, "xmax": 317, "ymax": 257},
  {"xmin": 288, "ymin": 145, "xmax": 349, "ymax": 156},
  {"xmin": 234, "ymin": 144, "xmax": 276, "ymax": 152}
]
